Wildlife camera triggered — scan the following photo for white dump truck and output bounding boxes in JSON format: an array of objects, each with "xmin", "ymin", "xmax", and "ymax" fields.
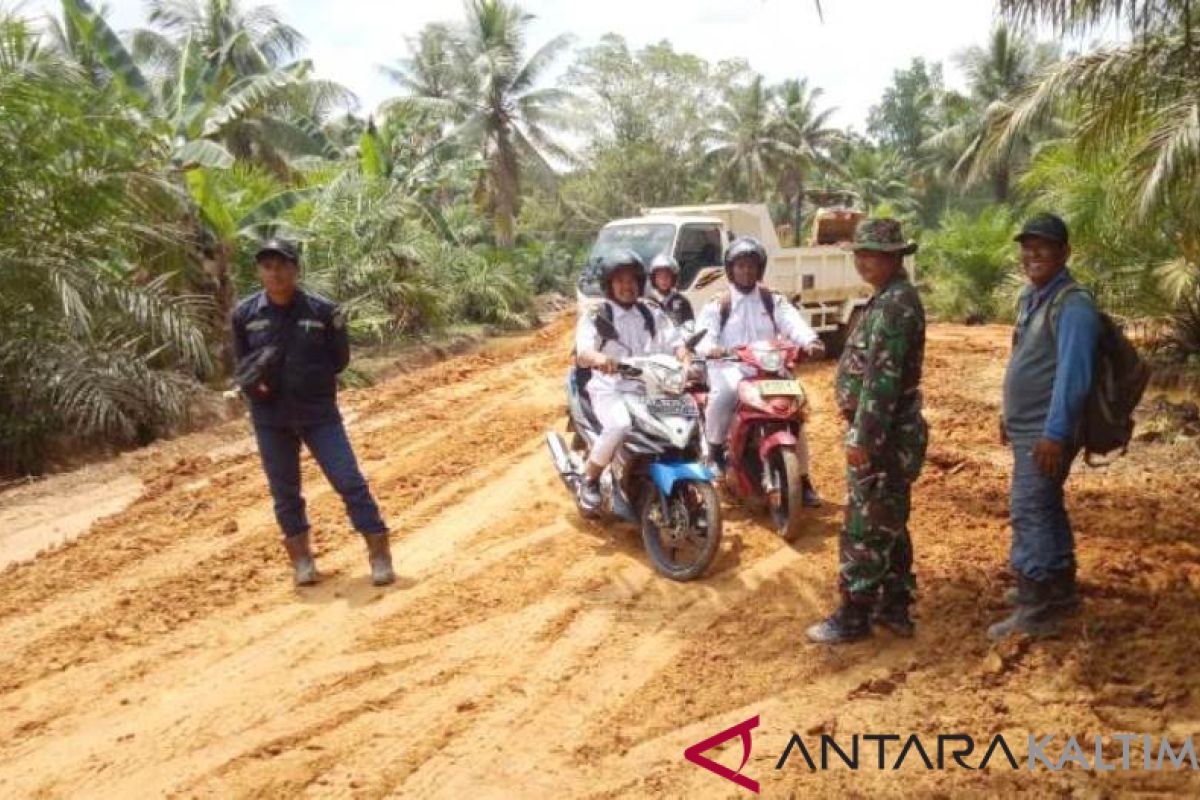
[{"xmin": 575, "ymin": 202, "xmax": 911, "ymax": 353}]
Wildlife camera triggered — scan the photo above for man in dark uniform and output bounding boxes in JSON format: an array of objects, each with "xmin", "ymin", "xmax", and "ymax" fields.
[
  {"xmin": 231, "ymin": 238, "xmax": 394, "ymax": 587},
  {"xmin": 807, "ymin": 218, "xmax": 928, "ymax": 644}
]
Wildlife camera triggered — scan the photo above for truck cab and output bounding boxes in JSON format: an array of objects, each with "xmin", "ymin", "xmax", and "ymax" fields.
[{"xmin": 575, "ymin": 214, "xmax": 727, "ymax": 305}]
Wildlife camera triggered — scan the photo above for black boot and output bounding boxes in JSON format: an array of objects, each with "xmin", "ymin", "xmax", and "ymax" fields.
[
  {"xmin": 988, "ymin": 574, "xmax": 1063, "ymax": 640},
  {"xmin": 801, "ymin": 475, "xmax": 822, "ymax": 508},
  {"xmin": 1050, "ymin": 564, "xmax": 1080, "ymax": 611},
  {"xmin": 806, "ymin": 603, "xmax": 871, "ymax": 644},
  {"xmin": 363, "ymin": 532, "xmax": 395, "ymax": 586},
  {"xmin": 1002, "ymin": 564, "xmax": 1079, "ymax": 611},
  {"xmin": 282, "ymin": 532, "xmax": 318, "ymax": 586},
  {"xmin": 871, "ymin": 593, "xmax": 915, "ymax": 638}
]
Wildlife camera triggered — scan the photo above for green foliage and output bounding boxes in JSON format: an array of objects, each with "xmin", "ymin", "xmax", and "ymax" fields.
[
  {"xmin": 1019, "ymin": 140, "xmax": 1188, "ymax": 318},
  {"xmin": 921, "ymin": 207, "xmax": 1021, "ymax": 322},
  {"xmin": 868, "ymin": 59, "xmax": 961, "ymax": 161},
  {"xmin": 0, "ymin": 14, "xmax": 209, "ymax": 472},
  {"xmin": 12, "ymin": 0, "xmax": 1200, "ymax": 476}
]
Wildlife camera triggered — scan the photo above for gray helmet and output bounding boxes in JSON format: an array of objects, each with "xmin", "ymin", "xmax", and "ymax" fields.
[
  {"xmin": 598, "ymin": 249, "xmax": 646, "ymax": 299},
  {"xmin": 723, "ymin": 236, "xmax": 767, "ymax": 281},
  {"xmin": 649, "ymin": 253, "xmax": 680, "ymax": 277}
]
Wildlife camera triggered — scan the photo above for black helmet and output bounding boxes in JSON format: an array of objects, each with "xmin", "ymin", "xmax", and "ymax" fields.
[
  {"xmin": 649, "ymin": 253, "xmax": 680, "ymax": 277},
  {"xmin": 255, "ymin": 237, "xmax": 300, "ymax": 264},
  {"xmin": 598, "ymin": 249, "xmax": 646, "ymax": 298},
  {"xmin": 723, "ymin": 236, "xmax": 767, "ymax": 281}
]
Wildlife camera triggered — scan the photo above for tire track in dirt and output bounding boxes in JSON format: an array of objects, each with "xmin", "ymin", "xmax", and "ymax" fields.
[{"xmin": 2, "ymin": 320, "xmax": 1200, "ymax": 798}]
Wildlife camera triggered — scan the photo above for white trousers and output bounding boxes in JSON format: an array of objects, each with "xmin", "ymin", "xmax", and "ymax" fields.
[
  {"xmin": 704, "ymin": 362, "xmax": 811, "ymax": 473},
  {"xmin": 586, "ymin": 383, "xmax": 633, "ymax": 468}
]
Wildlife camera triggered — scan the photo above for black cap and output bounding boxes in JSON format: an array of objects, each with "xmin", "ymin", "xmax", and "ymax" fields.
[
  {"xmin": 1015, "ymin": 213, "xmax": 1069, "ymax": 245},
  {"xmin": 255, "ymin": 237, "xmax": 300, "ymax": 263}
]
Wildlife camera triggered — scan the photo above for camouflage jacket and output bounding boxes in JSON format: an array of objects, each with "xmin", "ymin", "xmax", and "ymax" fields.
[{"xmin": 836, "ymin": 274, "xmax": 926, "ymax": 451}]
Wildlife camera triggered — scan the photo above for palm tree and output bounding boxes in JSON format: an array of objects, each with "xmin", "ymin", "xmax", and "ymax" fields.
[
  {"xmin": 1, "ymin": 11, "xmax": 210, "ymax": 473},
  {"xmin": 925, "ymin": 24, "xmax": 1058, "ymax": 202},
  {"xmin": 381, "ymin": 23, "xmax": 459, "ymax": 101},
  {"xmin": 983, "ymin": 1, "xmax": 1200, "ymax": 220},
  {"xmin": 840, "ymin": 146, "xmax": 916, "ymax": 216},
  {"xmin": 991, "ymin": 1, "xmax": 1200, "ymax": 349},
  {"xmin": 131, "ymin": 0, "xmax": 355, "ymax": 175},
  {"xmin": 773, "ymin": 78, "xmax": 840, "ymax": 244},
  {"xmin": 704, "ymin": 75, "xmax": 794, "ymax": 201},
  {"xmin": 56, "ymin": 0, "xmax": 352, "ymax": 176},
  {"xmin": 387, "ymin": 1, "xmax": 574, "ymax": 247}
]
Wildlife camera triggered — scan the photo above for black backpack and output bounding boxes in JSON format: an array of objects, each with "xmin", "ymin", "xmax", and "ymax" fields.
[
  {"xmin": 596, "ymin": 299, "xmax": 655, "ymax": 345},
  {"xmin": 718, "ymin": 287, "xmax": 778, "ymax": 333},
  {"xmin": 1049, "ymin": 285, "xmax": 1152, "ymax": 461},
  {"xmin": 572, "ymin": 301, "xmax": 656, "ymax": 392}
]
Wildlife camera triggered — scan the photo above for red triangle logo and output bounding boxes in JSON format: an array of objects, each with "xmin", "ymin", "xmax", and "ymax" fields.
[{"xmin": 683, "ymin": 714, "xmax": 760, "ymax": 793}]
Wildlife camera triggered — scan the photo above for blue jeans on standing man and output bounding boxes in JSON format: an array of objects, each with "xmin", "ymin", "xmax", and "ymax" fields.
[
  {"xmin": 1009, "ymin": 438, "xmax": 1079, "ymax": 582},
  {"xmin": 253, "ymin": 419, "xmax": 387, "ymax": 538}
]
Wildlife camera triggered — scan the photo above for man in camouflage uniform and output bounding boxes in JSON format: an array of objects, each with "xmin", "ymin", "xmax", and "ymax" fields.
[{"xmin": 807, "ymin": 219, "xmax": 928, "ymax": 644}]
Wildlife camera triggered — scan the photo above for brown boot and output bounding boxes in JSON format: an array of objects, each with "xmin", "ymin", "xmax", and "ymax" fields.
[
  {"xmin": 364, "ymin": 533, "xmax": 395, "ymax": 586},
  {"xmin": 282, "ymin": 532, "xmax": 319, "ymax": 586}
]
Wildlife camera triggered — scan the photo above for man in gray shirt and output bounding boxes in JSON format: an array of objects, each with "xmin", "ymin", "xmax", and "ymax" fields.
[{"xmin": 991, "ymin": 214, "xmax": 1099, "ymax": 639}]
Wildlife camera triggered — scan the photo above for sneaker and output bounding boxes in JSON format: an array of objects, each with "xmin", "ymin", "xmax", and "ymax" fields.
[{"xmin": 577, "ymin": 479, "xmax": 602, "ymax": 515}]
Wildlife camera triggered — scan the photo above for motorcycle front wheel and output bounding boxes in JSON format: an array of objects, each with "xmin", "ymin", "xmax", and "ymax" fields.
[
  {"xmin": 640, "ymin": 479, "xmax": 722, "ymax": 581},
  {"xmin": 767, "ymin": 448, "xmax": 806, "ymax": 542}
]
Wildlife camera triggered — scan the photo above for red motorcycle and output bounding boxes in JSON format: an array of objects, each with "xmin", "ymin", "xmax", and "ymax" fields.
[{"xmin": 692, "ymin": 342, "xmax": 812, "ymax": 541}]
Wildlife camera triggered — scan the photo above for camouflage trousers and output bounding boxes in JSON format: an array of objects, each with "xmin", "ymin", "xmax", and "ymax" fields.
[{"xmin": 838, "ymin": 416, "xmax": 927, "ymax": 606}]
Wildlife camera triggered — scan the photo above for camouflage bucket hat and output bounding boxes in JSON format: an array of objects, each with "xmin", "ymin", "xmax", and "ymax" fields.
[{"xmin": 843, "ymin": 218, "xmax": 918, "ymax": 255}]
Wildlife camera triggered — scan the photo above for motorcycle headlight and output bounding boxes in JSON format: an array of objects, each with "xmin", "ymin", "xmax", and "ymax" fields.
[
  {"xmin": 649, "ymin": 363, "xmax": 684, "ymax": 395},
  {"xmin": 759, "ymin": 350, "xmax": 784, "ymax": 374}
]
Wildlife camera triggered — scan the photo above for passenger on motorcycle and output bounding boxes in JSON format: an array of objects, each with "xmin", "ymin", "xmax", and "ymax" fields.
[
  {"xmin": 575, "ymin": 250, "xmax": 692, "ymax": 512},
  {"xmin": 695, "ymin": 236, "xmax": 825, "ymax": 506},
  {"xmin": 645, "ymin": 254, "xmax": 695, "ymax": 329}
]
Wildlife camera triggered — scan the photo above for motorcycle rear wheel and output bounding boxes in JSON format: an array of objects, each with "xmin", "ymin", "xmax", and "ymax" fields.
[{"xmin": 640, "ymin": 480, "xmax": 722, "ymax": 581}]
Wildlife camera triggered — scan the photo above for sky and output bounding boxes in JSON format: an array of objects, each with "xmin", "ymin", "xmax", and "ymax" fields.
[{"xmin": 18, "ymin": 0, "xmax": 1126, "ymax": 131}]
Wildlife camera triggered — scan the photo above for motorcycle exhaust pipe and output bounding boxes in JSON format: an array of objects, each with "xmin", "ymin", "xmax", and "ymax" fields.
[{"xmin": 545, "ymin": 432, "xmax": 579, "ymax": 486}]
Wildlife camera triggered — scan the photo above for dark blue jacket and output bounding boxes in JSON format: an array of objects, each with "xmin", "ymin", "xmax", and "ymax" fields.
[{"xmin": 231, "ymin": 289, "xmax": 349, "ymax": 427}]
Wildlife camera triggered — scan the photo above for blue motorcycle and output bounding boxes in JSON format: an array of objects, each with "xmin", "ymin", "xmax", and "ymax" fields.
[{"xmin": 546, "ymin": 333, "xmax": 723, "ymax": 581}]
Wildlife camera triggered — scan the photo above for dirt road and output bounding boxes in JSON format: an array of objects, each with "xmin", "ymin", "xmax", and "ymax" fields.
[{"xmin": 2, "ymin": 317, "xmax": 1199, "ymax": 798}]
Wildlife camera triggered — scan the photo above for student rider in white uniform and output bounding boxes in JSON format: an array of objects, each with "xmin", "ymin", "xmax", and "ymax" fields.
[
  {"xmin": 574, "ymin": 249, "xmax": 691, "ymax": 512},
  {"xmin": 694, "ymin": 236, "xmax": 826, "ymax": 506}
]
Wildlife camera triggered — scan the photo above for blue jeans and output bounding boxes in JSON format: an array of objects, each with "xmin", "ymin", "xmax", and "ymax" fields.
[
  {"xmin": 253, "ymin": 419, "xmax": 387, "ymax": 538},
  {"xmin": 1009, "ymin": 440, "xmax": 1079, "ymax": 581}
]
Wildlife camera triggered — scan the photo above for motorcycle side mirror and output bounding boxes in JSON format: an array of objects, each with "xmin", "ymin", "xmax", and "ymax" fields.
[{"xmin": 685, "ymin": 329, "xmax": 708, "ymax": 351}]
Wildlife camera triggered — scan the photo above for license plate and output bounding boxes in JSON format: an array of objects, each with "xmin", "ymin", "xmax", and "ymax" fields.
[
  {"xmin": 647, "ymin": 397, "xmax": 698, "ymax": 417},
  {"xmin": 758, "ymin": 380, "xmax": 804, "ymax": 396}
]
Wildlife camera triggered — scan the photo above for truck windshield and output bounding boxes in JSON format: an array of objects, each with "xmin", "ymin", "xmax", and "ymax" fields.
[
  {"xmin": 578, "ymin": 223, "xmax": 676, "ymax": 297},
  {"xmin": 673, "ymin": 223, "xmax": 723, "ymax": 289}
]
